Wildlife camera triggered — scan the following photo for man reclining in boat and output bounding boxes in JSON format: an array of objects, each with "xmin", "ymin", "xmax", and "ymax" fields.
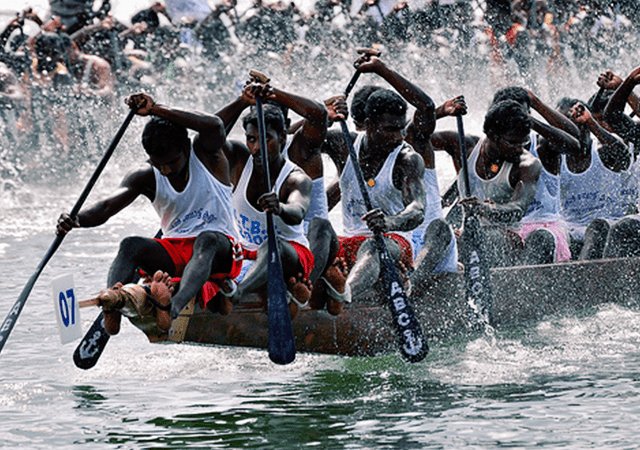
[{"xmin": 57, "ymin": 92, "xmax": 243, "ymax": 334}]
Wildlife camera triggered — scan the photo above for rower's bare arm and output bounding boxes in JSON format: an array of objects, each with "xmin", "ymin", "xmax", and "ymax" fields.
[
  {"xmin": 571, "ymin": 102, "xmax": 630, "ymax": 171},
  {"xmin": 57, "ymin": 167, "xmax": 154, "ymax": 235},
  {"xmin": 270, "ymin": 87, "xmax": 328, "ymax": 148},
  {"xmin": 259, "ymin": 169, "xmax": 312, "ymax": 226},
  {"xmin": 528, "ymin": 89, "xmax": 580, "ymax": 139},
  {"xmin": 126, "ymin": 93, "xmax": 226, "ymax": 155},
  {"xmin": 384, "ymin": 150, "xmax": 426, "ymax": 232},
  {"xmin": 356, "ymin": 56, "xmax": 436, "ymax": 139},
  {"xmin": 481, "ymin": 157, "xmax": 541, "ymax": 224},
  {"xmin": 214, "ymin": 86, "xmax": 254, "ymax": 134},
  {"xmin": 604, "ymin": 66, "xmax": 640, "ymax": 125},
  {"xmin": 326, "ymin": 179, "xmax": 341, "ymax": 212},
  {"xmin": 435, "ymin": 95, "xmax": 467, "ymax": 120},
  {"xmin": 531, "ymin": 117, "xmax": 581, "ymax": 155}
]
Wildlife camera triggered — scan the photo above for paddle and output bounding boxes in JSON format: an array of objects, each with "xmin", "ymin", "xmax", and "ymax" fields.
[
  {"xmin": 0, "ymin": 107, "xmax": 137, "ymax": 357},
  {"xmin": 456, "ymin": 115, "xmax": 494, "ymax": 327},
  {"xmin": 251, "ymin": 71, "xmax": 296, "ymax": 365},
  {"xmin": 336, "ymin": 55, "xmax": 428, "ymax": 363}
]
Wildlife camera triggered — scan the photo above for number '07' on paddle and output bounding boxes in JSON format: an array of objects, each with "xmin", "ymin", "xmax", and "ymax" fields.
[{"xmin": 52, "ymin": 274, "xmax": 83, "ymax": 345}]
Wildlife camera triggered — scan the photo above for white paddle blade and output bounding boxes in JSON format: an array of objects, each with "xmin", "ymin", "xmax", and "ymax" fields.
[{"xmin": 52, "ymin": 274, "xmax": 83, "ymax": 345}]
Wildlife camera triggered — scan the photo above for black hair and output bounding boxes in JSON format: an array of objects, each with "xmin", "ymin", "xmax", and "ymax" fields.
[
  {"xmin": 490, "ymin": 86, "xmax": 532, "ymax": 110},
  {"xmin": 34, "ymin": 32, "xmax": 63, "ymax": 58},
  {"xmin": 556, "ymin": 97, "xmax": 581, "ymax": 110},
  {"xmin": 57, "ymin": 32, "xmax": 73, "ymax": 51},
  {"xmin": 364, "ymin": 88, "xmax": 407, "ymax": 123},
  {"xmin": 351, "ymin": 85, "xmax": 381, "ymax": 124},
  {"xmin": 132, "ymin": 8, "xmax": 160, "ymax": 28},
  {"xmin": 141, "ymin": 117, "xmax": 190, "ymax": 157},
  {"xmin": 242, "ymin": 103, "xmax": 286, "ymax": 134},
  {"xmin": 483, "ymin": 100, "xmax": 532, "ymax": 137}
]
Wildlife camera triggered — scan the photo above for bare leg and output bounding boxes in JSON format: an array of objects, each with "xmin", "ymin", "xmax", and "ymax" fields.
[
  {"xmin": 324, "ymin": 260, "xmax": 348, "ymax": 315},
  {"xmin": 170, "ymin": 231, "xmax": 233, "ymax": 319},
  {"xmin": 579, "ymin": 218, "xmax": 609, "ymax": 261},
  {"xmin": 523, "ymin": 228, "xmax": 555, "ymax": 265},
  {"xmin": 603, "ymin": 217, "xmax": 640, "ymax": 258},
  {"xmin": 347, "ymin": 237, "xmax": 402, "ymax": 298},
  {"xmin": 107, "ymin": 236, "xmax": 175, "ymax": 286},
  {"xmin": 103, "ymin": 235, "xmax": 174, "ymax": 336},
  {"xmin": 307, "ymin": 217, "xmax": 339, "ymax": 284},
  {"xmin": 233, "ymin": 237, "xmax": 304, "ymax": 301},
  {"xmin": 409, "ymin": 219, "xmax": 452, "ymax": 288}
]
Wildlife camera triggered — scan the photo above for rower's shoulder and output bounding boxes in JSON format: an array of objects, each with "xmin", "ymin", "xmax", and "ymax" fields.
[
  {"xmin": 398, "ymin": 143, "xmax": 426, "ymax": 172},
  {"xmin": 519, "ymin": 150, "xmax": 543, "ymax": 179}
]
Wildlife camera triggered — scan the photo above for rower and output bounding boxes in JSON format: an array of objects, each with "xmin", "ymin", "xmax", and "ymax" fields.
[
  {"xmin": 217, "ymin": 80, "xmax": 317, "ymax": 319},
  {"xmin": 455, "ymin": 100, "xmax": 542, "ymax": 268},
  {"xmin": 343, "ymin": 54, "xmax": 459, "ymax": 295},
  {"xmin": 321, "ymin": 79, "xmax": 427, "ymax": 298},
  {"xmin": 485, "ymin": 86, "xmax": 581, "ymax": 265},
  {"xmin": 57, "ymin": 92, "xmax": 243, "ymax": 333},
  {"xmin": 558, "ymin": 96, "xmax": 635, "ymax": 260}
]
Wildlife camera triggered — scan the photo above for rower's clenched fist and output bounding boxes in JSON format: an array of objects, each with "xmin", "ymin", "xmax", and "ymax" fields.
[
  {"xmin": 56, "ymin": 213, "xmax": 79, "ymax": 236},
  {"xmin": 125, "ymin": 93, "xmax": 155, "ymax": 115}
]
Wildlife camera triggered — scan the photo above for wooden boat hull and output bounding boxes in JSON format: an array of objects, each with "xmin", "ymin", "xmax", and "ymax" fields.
[{"xmin": 170, "ymin": 257, "xmax": 640, "ymax": 357}]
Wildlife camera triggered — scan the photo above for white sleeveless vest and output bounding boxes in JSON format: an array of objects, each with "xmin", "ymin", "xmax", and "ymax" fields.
[
  {"xmin": 340, "ymin": 132, "xmax": 412, "ymax": 245},
  {"xmin": 460, "ymin": 137, "xmax": 515, "ymax": 204},
  {"xmin": 152, "ymin": 149, "xmax": 238, "ymax": 239},
  {"xmin": 522, "ymin": 132, "xmax": 564, "ymax": 223},
  {"xmin": 561, "ymin": 139, "xmax": 638, "ymax": 231},
  {"xmin": 232, "ymin": 156, "xmax": 309, "ymax": 251}
]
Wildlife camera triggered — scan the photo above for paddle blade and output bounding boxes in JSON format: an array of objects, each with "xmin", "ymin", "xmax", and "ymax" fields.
[
  {"xmin": 460, "ymin": 215, "xmax": 494, "ymax": 327},
  {"xmin": 267, "ymin": 240, "xmax": 296, "ymax": 365},
  {"xmin": 376, "ymin": 236, "xmax": 428, "ymax": 363},
  {"xmin": 73, "ymin": 312, "xmax": 111, "ymax": 369}
]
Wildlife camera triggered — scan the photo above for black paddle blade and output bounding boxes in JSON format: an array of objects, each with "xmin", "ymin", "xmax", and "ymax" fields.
[
  {"xmin": 460, "ymin": 215, "xmax": 494, "ymax": 327},
  {"xmin": 376, "ymin": 236, "xmax": 428, "ymax": 363},
  {"xmin": 73, "ymin": 312, "xmax": 111, "ymax": 369},
  {"xmin": 267, "ymin": 238, "xmax": 296, "ymax": 365}
]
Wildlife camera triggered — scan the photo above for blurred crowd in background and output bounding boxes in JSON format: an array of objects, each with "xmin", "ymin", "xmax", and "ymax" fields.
[{"xmin": 0, "ymin": 0, "xmax": 638, "ymax": 165}]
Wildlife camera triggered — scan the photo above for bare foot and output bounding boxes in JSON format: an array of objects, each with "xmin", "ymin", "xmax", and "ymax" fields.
[
  {"xmin": 150, "ymin": 270, "xmax": 173, "ymax": 330},
  {"xmin": 96, "ymin": 282, "xmax": 124, "ymax": 310},
  {"xmin": 323, "ymin": 259, "xmax": 348, "ymax": 315},
  {"xmin": 96, "ymin": 283, "xmax": 125, "ymax": 335},
  {"xmin": 287, "ymin": 272, "xmax": 312, "ymax": 305}
]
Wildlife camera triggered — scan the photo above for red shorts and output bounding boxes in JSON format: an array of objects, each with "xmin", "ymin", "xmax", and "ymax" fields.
[
  {"xmin": 243, "ymin": 240, "xmax": 314, "ymax": 280},
  {"xmin": 155, "ymin": 235, "xmax": 244, "ymax": 307},
  {"xmin": 337, "ymin": 234, "xmax": 413, "ymax": 271}
]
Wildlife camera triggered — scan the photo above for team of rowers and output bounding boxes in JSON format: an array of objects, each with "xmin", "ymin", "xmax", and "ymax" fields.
[{"xmin": 50, "ymin": 47, "xmax": 640, "ymax": 337}]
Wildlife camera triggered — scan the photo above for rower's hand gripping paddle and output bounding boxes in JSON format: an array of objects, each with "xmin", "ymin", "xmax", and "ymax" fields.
[
  {"xmin": 250, "ymin": 70, "xmax": 296, "ymax": 365},
  {"xmin": 338, "ymin": 50, "xmax": 428, "ymax": 363},
  {"xmin": 0, "ymin": 107, "xmax": 137, "ymax": 360},
  {"xmin": 456, "ymin": 115, "xmax": 494, "ymax": 327}
]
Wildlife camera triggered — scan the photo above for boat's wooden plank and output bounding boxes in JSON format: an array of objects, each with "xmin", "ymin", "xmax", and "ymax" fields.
[
  {"xmin": 176, "ymin": 257, "xmax": 640, "ymax": 357},
  {"xmin": 491, "ymin": 257, "xmax": 640, "ymax": 325}
]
